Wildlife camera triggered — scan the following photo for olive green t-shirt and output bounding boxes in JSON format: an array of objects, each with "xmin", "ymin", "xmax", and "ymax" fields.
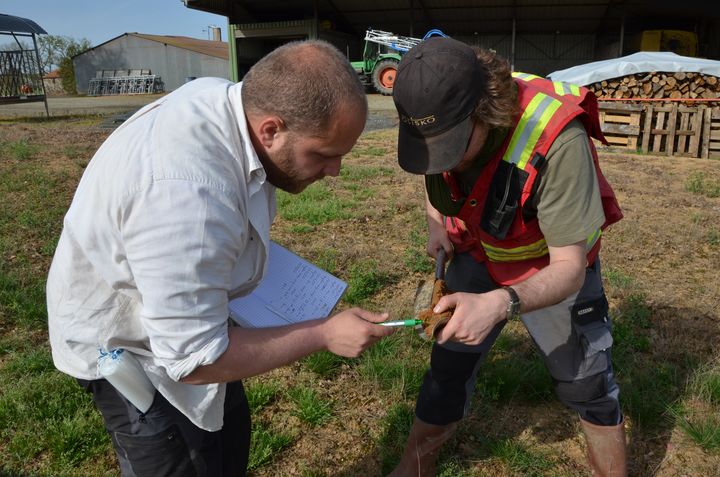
[{"xmin": 426, "ymin": 119, "xmax": 605, "ymax": 247}]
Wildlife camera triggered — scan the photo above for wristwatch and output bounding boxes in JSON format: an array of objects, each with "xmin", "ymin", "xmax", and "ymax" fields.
[{"xmin": 503, "ymin": 286, "xmax": 521, "ymax": 320}]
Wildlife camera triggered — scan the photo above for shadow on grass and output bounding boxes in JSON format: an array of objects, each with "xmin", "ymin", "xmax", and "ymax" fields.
[
  {"xmin": 311, "ymin": 402, "xmax": 412, "ymax": 477},
  {"xmin": 0, "ymin": 113, "xmax": 106, "ymax": 124},
  {"xmin": 332, "ymin": 296, "xmax": 720, "ymax": 476}
]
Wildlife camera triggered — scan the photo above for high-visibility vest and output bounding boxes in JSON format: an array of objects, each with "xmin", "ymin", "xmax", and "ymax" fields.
[
  {"xmin": 442, "ymin": 76, "xmax": 623, "ymax": 285},
  {"xmin": 513, "ymin": 71, "xmax": 582, "ymax": 98}
]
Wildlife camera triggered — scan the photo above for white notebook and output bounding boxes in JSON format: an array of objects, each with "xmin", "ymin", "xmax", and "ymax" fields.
[{"xmin": 228, "ymin": 241, "xmax": 347, "ymax": 328}]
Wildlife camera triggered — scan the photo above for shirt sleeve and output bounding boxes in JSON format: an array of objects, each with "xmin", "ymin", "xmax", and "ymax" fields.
[
  {"xmin": 531, "ymin": 119, "xmax": 606, "ymax": 247},
  {"xmin": 121, "ymin": 179, "xmax": 245, "ymax": 382}
]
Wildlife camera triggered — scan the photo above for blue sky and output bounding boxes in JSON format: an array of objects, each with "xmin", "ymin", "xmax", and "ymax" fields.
[{"xmin": 2, "ymin": 0, "xmax": 228, "ymax": 46}]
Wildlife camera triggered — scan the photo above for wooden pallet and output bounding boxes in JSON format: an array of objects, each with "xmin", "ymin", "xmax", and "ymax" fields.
[
  {"xmin": 641, "ymin": 104, "xmax": 677, "ymax": 155},
  {"xmin": 594, "ymin": 102, "xmax": 720, "ymax": 157},
  {"xmin": 598, "ymin": 102, "xmax": 642, "ymax": 149},
  {"xmin": 701, "ymin": 107, "xmax": 720, "ymax": 159},
  {"xmin": 672, "ymin": 105, "xmax": 704, "ymax": 157}
]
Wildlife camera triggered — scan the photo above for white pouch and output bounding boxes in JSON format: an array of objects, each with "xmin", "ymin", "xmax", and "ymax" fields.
[{"xmin": 97, "ymin": 348, "xmax": 155, "ymax": 413}]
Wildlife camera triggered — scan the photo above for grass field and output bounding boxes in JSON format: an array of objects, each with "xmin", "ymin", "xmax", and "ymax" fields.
[{"xmin": 1, "ymin": 114, "xmax": 720, "ymax": 476}]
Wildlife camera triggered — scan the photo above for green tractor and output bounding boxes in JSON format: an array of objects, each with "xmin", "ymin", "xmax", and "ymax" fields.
[{"xmin": 351, "ymin": 29, "xmax": 446, "ymax": 95}]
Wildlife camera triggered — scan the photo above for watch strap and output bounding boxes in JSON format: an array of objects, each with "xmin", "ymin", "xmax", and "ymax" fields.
[{"xmin": 502, "ymin": 286, "xmax": 521, "ymax": 320}]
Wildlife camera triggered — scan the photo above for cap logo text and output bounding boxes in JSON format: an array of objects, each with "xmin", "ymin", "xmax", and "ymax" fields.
[{"xmin": 401, "ymin": 114, "xmax": 436, "ymax": 127}]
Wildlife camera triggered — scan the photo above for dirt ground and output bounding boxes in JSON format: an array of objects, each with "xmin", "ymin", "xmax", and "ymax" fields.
[
  {"xmin": 2, "ymin": 97, "xmax": 720, "ymax": 475},
  {"xmin": 268, "ymin": 137, "xmax": 720, "ymax": 477}
]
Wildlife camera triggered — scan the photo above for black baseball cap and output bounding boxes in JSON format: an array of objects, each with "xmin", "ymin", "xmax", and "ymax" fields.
[{"xmin": 393, "ymin": 37, "xmax": 485, "ymax": 175}]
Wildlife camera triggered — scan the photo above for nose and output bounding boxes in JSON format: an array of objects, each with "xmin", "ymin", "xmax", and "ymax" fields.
[{"xmin": 323, "ymin": 158, "xmax": 342, "ymax": 177}]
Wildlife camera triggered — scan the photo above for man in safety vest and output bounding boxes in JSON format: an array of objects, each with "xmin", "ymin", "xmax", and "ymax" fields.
[{"xmin": 389, "ymin": 37, "xmax": 627, "ymax": 476}]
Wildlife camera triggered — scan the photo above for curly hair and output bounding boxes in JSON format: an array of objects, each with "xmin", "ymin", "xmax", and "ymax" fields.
[
  {"xmin": 471, "ymin": 48, "xmax": 519, "ymax": 129},
  {"xmin": 241, "ymin": 40, "xmax": 367, "ymax": 135}
]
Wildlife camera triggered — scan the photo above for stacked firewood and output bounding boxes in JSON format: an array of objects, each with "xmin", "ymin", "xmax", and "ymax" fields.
[{"xmin": 586, "ymin": 72, "xmax": 720, "ymax": 100}]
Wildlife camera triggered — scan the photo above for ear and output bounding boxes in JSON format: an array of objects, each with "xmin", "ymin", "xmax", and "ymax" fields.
[{"xmin": 256, "ymin": 116, "xmax": 286, "ymax": 149}]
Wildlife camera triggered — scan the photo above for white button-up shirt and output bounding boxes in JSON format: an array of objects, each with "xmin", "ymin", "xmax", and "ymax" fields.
[{"xmin": 47, "ymin": 78, "xmax": 276, "ymax": 431}]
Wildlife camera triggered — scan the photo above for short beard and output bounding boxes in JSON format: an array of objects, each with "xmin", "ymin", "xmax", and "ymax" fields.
[{"xmin": 257, "ymin": 139, "xmax": 309, "ymax": 194}]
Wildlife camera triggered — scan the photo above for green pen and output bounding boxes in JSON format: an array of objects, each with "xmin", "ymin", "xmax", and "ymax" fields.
[{"xmin": 380, "ymin": 319, "xmax": 423, "ymax": 327}]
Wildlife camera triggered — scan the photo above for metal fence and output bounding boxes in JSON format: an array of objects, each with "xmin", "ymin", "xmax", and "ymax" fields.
[
  {"xmin": 0, "ymin": 49, "xmax": 45, "ymax": 102},
  {"xmin": 87, "ymin": 73, "xmax": 164, "ymax": 96}
]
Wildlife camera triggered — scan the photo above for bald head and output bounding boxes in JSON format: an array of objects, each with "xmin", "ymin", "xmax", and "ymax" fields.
[{"xmin": 242, "ymin": 40, "xmax": 368, "ymax": 135}]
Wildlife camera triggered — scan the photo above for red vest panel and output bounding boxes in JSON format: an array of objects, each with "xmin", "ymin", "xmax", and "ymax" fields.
[{"xmin": 442, "ymin": 77, "xmax": 623, "ymax": 285}]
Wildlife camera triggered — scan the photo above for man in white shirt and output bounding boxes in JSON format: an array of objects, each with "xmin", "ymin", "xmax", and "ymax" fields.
[{"xmin": 46, "ymin": 40, "xmax": 394, "ymax": 476}]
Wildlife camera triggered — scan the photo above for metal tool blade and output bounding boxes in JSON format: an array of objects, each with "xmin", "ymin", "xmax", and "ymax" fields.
[{"xmin": 413, "ymin": 248, "xmax": 448, "ymax": 339}]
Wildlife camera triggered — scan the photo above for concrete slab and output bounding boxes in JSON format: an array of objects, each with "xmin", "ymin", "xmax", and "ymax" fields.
[
  {"xmin": 0, "ymin": 92, "xmax": 399, "ymax": 131},
  {"xmin": 0, "ymin": 94, "xmax": 165, "ymax": 119}
]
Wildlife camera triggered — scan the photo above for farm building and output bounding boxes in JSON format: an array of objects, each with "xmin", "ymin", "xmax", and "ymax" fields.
[
  {"xmin": 42, "ymin": 69, "xmax": 64, "ymax": 95},
  {"xmin": 184, "ymin": 0, "xmax": 720, "ymax": 81},
  {"xmin": 72, "ymin": 33, "xmax": 229, "ymax": 94},
  {"xmin": 183, "ymin": 0, "xmax": 720, "ymax": 159}
]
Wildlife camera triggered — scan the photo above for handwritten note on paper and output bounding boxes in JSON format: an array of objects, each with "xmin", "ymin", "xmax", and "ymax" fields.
[{"xmin": 228, "ymin": 242, "xmax": 347, "ymax": 328}]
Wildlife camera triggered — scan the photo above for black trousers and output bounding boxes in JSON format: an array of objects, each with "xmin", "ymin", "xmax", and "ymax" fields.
[{"xmin": 78, "ymin": 378, "xmax": 251, "ymax": 477}]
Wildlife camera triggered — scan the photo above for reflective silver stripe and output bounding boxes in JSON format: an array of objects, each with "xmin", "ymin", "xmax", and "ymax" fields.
[
  {"xmin": 586, "ymin": 228, "xmax": 602, "ymax": 251},
  {"xmin": 512, "ymin": 71, "xmax": 541, "ymax": 81},
  {"xmin": 553, "ymin": 81, "xmax": 581, "ymax": 96},
  {"xmin": 506, "ymin": 94, "xmax": 556, "ymax": 166},
  {"xmin": 554, "ymin": 82, "xmax": 570, "ymax": 96},
  {"xmin": 482, "ymin": 238, "xmax": 549, "ymax": 262}
]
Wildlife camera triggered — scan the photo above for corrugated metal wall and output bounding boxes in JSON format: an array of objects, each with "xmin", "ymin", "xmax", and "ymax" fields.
[
  {"xmin": 231, "ymin": 19, "xmax": 360, "ymax": 80},
  {"xmin": 73, "ymin": 35, "xmax": 229, "ymax": 94},
  {"xmin": 233, "ymin": 20, "xmax": 313, "ymax": 78},
  {"xmin": 455, "ymin": 33, "xmax": 595, "ymax": 77}
]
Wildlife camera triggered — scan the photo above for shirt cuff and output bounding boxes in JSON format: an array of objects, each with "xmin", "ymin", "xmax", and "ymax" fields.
[{"xmin": 158, "ymin": 325, "xmax": 230, "ymax": 382}]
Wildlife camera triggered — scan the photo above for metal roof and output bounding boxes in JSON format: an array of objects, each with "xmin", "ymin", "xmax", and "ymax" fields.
[
  {"xmin": 184, "ymin": 0, "xmax": 718, "ymax": 37},
  {"xmin": 74, "ymin": 33, "xmax": 228, "ymax": 60},
  {"xmin": 0, "ymin": 13, "xmax": 47, "ymax": 35},
  {"xmin": 130, "ymin": 34, "xmax": 228, "ymax": 59}
]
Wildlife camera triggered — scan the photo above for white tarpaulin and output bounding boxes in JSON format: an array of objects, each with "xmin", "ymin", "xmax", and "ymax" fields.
[{"xmin": 547, "ymin": 52, "xmax": 720, "ymax": 86}]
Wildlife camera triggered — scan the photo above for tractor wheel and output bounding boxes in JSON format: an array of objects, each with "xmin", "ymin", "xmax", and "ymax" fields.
[{"xmin": 372, "ymin": 59, "xmax": 399, "ymax": 95}]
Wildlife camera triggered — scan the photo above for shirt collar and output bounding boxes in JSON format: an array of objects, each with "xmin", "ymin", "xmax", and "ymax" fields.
[{"xmin": 229, "ymin": 82, "xmax": 267, "ymax": 187}]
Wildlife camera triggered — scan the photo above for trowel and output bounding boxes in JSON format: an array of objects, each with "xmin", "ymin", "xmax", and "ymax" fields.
[{"xmin": 413, "ymin": 248, "xmax": 453, "ymax": 339}]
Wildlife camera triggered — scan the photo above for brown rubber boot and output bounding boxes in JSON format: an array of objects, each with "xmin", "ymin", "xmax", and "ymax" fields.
[
  {"xmin": 580, "ymin": 418, "xmax": 628, "ymax": 477},
  {"xmin": 387, "ymin": 418, "xmax": 458, "ymax": 477}
]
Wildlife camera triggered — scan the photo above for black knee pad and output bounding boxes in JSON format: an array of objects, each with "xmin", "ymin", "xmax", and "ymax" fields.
[
  {"xmin": 555, "ymin": 372, "xmax": 607, "ymax": 403},
  {"xmin": 415, "ymin": 344, "xmax": 484, "ymax": 425},
  {"xmin": 554, "ymin": 373, "xmax": 620, "ymax": 426}
]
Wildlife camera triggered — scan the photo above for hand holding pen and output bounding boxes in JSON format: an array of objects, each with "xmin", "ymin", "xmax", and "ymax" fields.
[{"xmin": 379, "ymin": 318, "xmax": 423, "ymax": 328}]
